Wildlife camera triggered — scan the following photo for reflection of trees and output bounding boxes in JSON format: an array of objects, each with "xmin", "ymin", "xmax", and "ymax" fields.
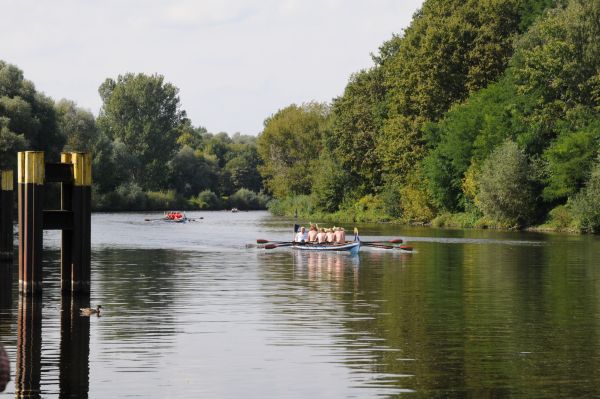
[
  {"xmin": 259, "ymin": 237, "xmax": 600, "ymax": 397},
  {"xmin": 91, "ymin": 248, "xmax": 183, "ymax": 342}
]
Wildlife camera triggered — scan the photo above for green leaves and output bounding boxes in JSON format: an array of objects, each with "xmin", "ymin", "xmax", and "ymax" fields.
[
  {"xmin": 97, "ymin": 73, "xmax": 186, "ymax": 191},
  {"xmin": 476, "ymin": 140, "xmax": 535, "ymax": 226},
  {"xmin": 257, "ymin": 102, "xmax": 329, "ymax": 198}
]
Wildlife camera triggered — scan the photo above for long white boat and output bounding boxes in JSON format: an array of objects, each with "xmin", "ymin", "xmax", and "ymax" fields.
[{"xmin": 291, "ymin": 240, "xmax": 361, "ymax": 255}]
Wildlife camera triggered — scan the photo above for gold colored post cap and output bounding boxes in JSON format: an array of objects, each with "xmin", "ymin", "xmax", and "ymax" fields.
[{"xmin": 1, "ymin": 170, "xmax": 13, "ymax": 191}]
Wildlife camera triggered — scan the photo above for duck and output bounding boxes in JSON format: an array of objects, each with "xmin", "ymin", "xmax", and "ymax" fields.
[{"xmin": 80, "ymin": 305, "xmax": 102, "ymax": 316}]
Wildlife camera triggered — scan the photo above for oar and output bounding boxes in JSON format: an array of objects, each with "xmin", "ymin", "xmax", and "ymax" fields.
[
  {"xmin": 397, "ymin": 245, "xmax": 413, "ymax": 252},
  {"xmin": 264, "ymin": 242, "xmax": 294, "ymax": 249},
  {"xmin": 361, "ymin": 239, "xmax": 404, "ymax": 245},
  {"xmin": 144, "ymin": 217, "xmax": 167, "ymax": 222},
  {"xmin": 363, "ymin": 243, "xmax": 395, "ymax": 250},
  {"xmin": 257, "ymin": 239, "xmax": 291, "ymax": 245}
]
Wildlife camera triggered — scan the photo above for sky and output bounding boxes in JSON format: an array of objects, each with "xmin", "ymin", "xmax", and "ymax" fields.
[{"xmin": 0, "ymin": 0, "xmax": 424, "ymax": 135}]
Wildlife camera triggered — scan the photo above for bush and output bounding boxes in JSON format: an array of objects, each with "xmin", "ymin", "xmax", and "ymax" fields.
[
  {"xmin": 476, "ymin": 140, "xmax": 535, "ymax": 227},
  {"xmin": 268, "ymin": 195, "xmax": 315, "ymax": 217},
  {"xmin": 146, "ymin": 190, "xmax": 185, "ymax": 211},
  {"xmin": 190, "ymin": 190, "xmax": 221, "ymax": 210},
  {"xmin": 569, "ymin": 160, "xmax": 600, "ymax": 233},
  {"xmin": 229, "ymin": 188, "xmax": 269, "ymax": 210}
]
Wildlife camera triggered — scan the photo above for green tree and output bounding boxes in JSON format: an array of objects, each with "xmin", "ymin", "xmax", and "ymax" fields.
[
  {"xmin": 55, "ymin": 99, "xmax": 99, "ymax": 152},
  {"xmin": 257, "ymin": 102, "xmax": 329, "ymax": 198},
  {"xmin": 329, "ymin": 68, "xmax": 386, "ymax": 197},
  {"xmin": 542, "ymin": 109, "xmax": 600, "ymax": 201},
  {"xmin": 168, "ymin": 146, "xmax": 218, "ymax": 197},
  {"xmin": 0, "ymin": 60, "xmax": 64, "ymax": 165},
  {"xmin": 476, "ymin": 140, "xmax": 535, "ymax": 226},
  {"xmin": 569, "ymin": 156, "xmax": 600, "ymax": 232},
  {"xmin": 97, "ymin": 73, "xmax": 186, "ymax": 190}
]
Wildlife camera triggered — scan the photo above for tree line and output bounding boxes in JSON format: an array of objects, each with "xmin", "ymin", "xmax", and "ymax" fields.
[
  {"xmin": 257, "ymin": 0, "xmax": 600, "ymax": 233},
  {"xmin": 0, "ymin": 67, "xmax": 267, "ymax": 211}
]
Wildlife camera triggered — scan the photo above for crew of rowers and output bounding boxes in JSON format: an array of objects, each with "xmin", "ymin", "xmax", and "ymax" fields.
[
  {"xmin": 164, "ymin": 211, "xmax": 186, "ymax": 220},
  {"xmin": 295, "ymin": 224, "xmax": 346, "ymax": 244}
]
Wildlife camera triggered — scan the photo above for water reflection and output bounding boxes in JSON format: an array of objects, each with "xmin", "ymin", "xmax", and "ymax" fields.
[
  {"xmin": 0, "ymin": 263, "xmax": 11, "ymax": 315},
  {"xmin": 294, "ymin": 251, "xmax": 359, "ymax": 288},
  {"xmin": 0, "ymin": 263, "xmax": 12, "ymax": 395},
  {"xmin": 15, "ymin": 295, "xmax": 42, "ymax": 399},
  {"xmin": 59, "ymin": 295, "xmax": 90, "ymax": 399},
  {"xmin": 2, "ymin": 212, "xmax": 600, "ymax": 398}
]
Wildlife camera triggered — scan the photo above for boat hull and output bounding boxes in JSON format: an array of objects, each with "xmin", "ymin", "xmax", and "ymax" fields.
[{"xmin": 292, "ymin": 241, "xmax": 360, "ymax": 255}]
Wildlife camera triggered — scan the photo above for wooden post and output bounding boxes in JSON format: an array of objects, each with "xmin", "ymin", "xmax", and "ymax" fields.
[
  {"xmin": 15, "ymin": 295, "xmax": 42, "ymax": 398},
  {"xmin": 60, "ymin": 153, "xmax": 73, "ymax": 292},
  {"xmin": 18, "ymin": 151, "xmax": 45, "ymax": 295},
  {"xmin": 70, "ymin": 152, "xmax": 92, "ymax": 293},
  {"xmin": 0, "ymin": 170, "xmax": 13, "ymax": 261}
]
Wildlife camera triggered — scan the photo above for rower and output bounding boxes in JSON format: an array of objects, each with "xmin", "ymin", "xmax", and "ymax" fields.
[
  {"xmin": 316, "ymin": 228, "xmax": 327, "ymax": 243},
  {"xmin": 295, "ymin": 226, "xmax": 308, "ymax": 243},
  {"xmin": 326, "ymin": 228, "xmax": 335, "ymax": 243},
  {"xmin": 307, "ymin": 224, "xmax": 318, "ymax": 242}
]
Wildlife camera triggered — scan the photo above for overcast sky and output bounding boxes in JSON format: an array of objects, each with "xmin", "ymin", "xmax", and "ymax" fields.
[{"xmin": 1, "ymin": 0, "xmax": 424, "ymax": 135}]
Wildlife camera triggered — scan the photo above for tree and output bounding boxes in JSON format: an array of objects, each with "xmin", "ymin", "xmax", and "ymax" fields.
[
  {"xmin": 476, "ymin": 140, "xmax": 535, "ymax": 226},
  {"xmin": 569, "ymin": 156, "xmax": 600, "ymax": 232},
  {"xmin": 329, "ymin": 68, "xmax": 386, "ymax": 198},
  {"xmin": 168, "ymin": 146, "xmax": 218, "ymax": 197},
  {"xmin": 97, "ymin": 73, "xmax": 186, "ymax": 190},
  {"xmin": 542, "ymin": 109, "xmax": 600, "ymax": 201},
  {"xmin": 0, "ymin": 60, "xmax": 64, "ymax": 165},
  {"xmin": 257, "ymin": 102, "xmax": 329, "ymax": 198},
  {"xmin": 55, "ymin": 99, "xmax": 99, "ymax": 152}
]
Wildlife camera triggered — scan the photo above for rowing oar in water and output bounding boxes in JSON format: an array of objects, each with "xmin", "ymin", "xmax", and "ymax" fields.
[
  {"xmin": 144, "ymin": 217, "xmax": 167, "ymax": 222},
  {"xmin": 256, "ymin": 239, "xmax": 293, "ymax": 245},
  {"xmin": 264, "ymin": 242, "xmax": 294, "ymax": 249},
  {"xmin": 361, "ymin": 242, "xmax": 413, "ymax": 251},
  {"xmin": 360, "ymin": 238, "xmax": 403, "ymax": 245}
]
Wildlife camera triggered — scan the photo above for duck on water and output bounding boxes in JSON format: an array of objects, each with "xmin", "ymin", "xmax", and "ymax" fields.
[{"xmin": 80, "ymin": 305, "xmax": 102, "ymax": 316}]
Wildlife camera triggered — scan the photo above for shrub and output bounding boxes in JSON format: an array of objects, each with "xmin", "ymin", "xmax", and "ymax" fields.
[
  {"xmin": 190, "ymin": 190, "xmax": 221, "ymax": 210},
  {"xmin": 146, "ymin": 190, "xmax": 185, "ymax": 211},
  {"xmin": 569, "ymin": 160, "xmax": 600, "ymax": 233},
  {"xmin": 476, "ymin": 140, "xmax": 535, "ymax": 227},
  {"xmin": 229, "ymin": 188, "xmax": 269, "ymax": 210}
]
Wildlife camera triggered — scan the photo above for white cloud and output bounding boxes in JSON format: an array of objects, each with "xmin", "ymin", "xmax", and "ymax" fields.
[{"xmin": 0, "ymin": 0, "xmax": 424, "ymax": 134}]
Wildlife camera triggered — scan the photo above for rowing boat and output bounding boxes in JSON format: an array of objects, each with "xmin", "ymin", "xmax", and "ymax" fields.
[{"xmin": 292, "ymin": 240, "xmax": 360, "ymax": 255}]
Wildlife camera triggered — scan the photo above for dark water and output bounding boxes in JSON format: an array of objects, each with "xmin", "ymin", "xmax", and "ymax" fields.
[{"xmin": 1, "ymin": 211, "xmax": 600, "ymax": 398}]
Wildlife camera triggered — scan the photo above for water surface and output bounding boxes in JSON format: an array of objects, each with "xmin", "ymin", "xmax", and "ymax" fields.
[{"xmin": 1, "ymin": 211, "xmax": 600, "ymax": 398}]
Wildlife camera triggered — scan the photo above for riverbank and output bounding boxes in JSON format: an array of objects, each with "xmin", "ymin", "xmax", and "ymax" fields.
[{"xmin": 269, "ymin": 197, "xmax": 590, "ymax": 234}]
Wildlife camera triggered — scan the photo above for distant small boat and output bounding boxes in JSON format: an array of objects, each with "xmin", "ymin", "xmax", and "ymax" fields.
[
  {"xmin": 164, "ymin": 211, "xmax": 188, "ymax": 223},
  {"xmin": 231, "ymin": 208, "xmax": 239, "ymax": 213}
]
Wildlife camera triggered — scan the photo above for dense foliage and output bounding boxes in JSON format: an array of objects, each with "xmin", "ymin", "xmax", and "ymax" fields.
[
  {"xmin": 258, "ymin": 0, "xmax": 600, "ymax": 232},
  {"xmin": 2, "ymin": 0, "xmax": 599, "ymax": 231},
  {"xmin": 0, "ymin": 67, "xmax": 266, "ymax": 211}
]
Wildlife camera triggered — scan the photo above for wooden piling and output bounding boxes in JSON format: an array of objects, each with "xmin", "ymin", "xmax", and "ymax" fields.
[
  {"xmin": 70, "ymin": 152, "xmax": 92, "ymax": 293},
  {"xmin": 60, "ymin": 153, "xmax": 74, "ymax": 292},
  {"xmin": 0, "ymin": 170, "xmax": 13, "ymax": 261},
  {"xmin": 18, "ymin": 151, "xmax": 45, "ymax": 295}
]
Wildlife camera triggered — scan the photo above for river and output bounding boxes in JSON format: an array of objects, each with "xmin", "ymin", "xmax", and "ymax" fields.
[{"xmin": 1, "ymin": 211, "xmax": 600, "ymax": 398}]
